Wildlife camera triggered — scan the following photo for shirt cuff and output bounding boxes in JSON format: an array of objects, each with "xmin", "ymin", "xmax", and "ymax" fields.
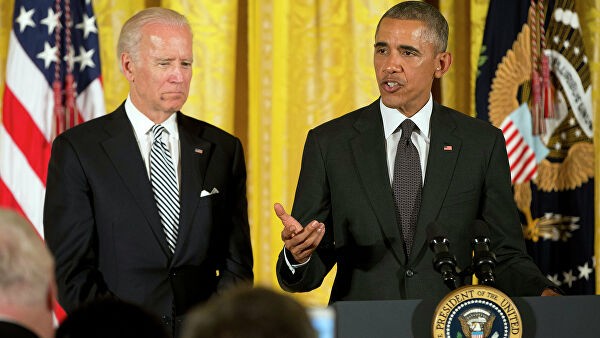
[{"xmin": 283, "ymin": 246, "xmax": 310, "ymax": 274}]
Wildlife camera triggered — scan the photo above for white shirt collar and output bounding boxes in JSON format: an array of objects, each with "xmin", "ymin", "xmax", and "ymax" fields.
[
  {"xmin": 380, "ymin": 94, "xmax": 433, "ymax": 139},
  {"xmin": 125, "ymin": 95, "xmax": 179, "ymax": 139}
]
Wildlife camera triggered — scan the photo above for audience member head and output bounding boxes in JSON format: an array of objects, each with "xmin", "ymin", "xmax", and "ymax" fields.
[
  {"xmin": 181, "ymin": 286, "xmax": 317, "ymax": 338},
  {"xmin": 0, "ymin": 208, "xmax": 56, "ymax": 338},
  {"xmin": 55, "ymin": 297, "xmax": 170, "ymax": 338}
]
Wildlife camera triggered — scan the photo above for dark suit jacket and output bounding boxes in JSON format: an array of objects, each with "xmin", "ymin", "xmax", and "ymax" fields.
[
  {"xmin": 44, "ymin": 103, "xmax": 253, "ymax": 333},
  {"xmin": 276, "ymin": 100, "xmax": 553, "ymax": 303},
  {"xmin": 0, "ymin": 321, "xmax": 39, "ymax": 338}
]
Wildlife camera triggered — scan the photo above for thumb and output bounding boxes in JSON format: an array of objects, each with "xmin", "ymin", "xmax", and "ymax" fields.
[
  {"xmin": 273, "ymin": 202, "xmax": 288, "ymax": 218},
  {"xmin": 274, "ymin": 203, "xmax": 302, "ymax": 232}
]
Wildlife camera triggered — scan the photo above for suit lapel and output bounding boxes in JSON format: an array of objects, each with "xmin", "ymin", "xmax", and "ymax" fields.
[
  {"xmin": 410, "ymin": 103, "xmax": 461, "ymax": 261},
  {"xmin": 100, "ymin": 106, "xmax": 171, "ymax": 257},
  {"xmin": 350, "ymin": 101, "xmax": 406, "ymax": 264},
  {"xmin": 175, "ymin": 113, "xmax": 213, "ymax": 258}
]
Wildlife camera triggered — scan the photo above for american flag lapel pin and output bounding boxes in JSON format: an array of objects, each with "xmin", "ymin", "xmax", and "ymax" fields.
[
  {"xmin": 194, "ymin": 148, "xmax": 204, "ymax": 154},
  {"xmin": 443, "ymin": 145, "xmax": 453, "ymax": 151}
]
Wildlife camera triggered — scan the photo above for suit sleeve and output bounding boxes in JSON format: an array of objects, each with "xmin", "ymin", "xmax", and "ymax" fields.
[
  {"xmin": 43, "ymin": 135, "xmax": 113, "ymax": 312},
  {"xmin": 276, "ymin": 129, "xmax": 337, "ymax": 292},
  {"xmin": 482, "ymin": 128, "xmax": 555, "ymax": 295},
  {"xmin": 216, "ymin": 138, "xmax": 254, "ymax": 289}
]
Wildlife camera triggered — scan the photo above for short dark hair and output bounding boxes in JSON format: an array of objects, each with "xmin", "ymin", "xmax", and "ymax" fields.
[
  {"xmin": 376, "ymin": 1, "xmax": 449, "ymax": 52},
  {"xmin": 181, "ymin": 286, "xmax": 317, "ymax": 338},
  {"xmin": 55, "ymin": 298, "xmax": 169, "ymax": 338}
]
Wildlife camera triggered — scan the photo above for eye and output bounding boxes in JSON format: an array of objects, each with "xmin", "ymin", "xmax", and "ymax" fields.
[
  {"xmin": 181, "ymin": 61, "xmax": 192, "ymax": 68},
  {"xmin": 375, "ymin": 47, "xmax": 388, "ymax": 55},
  {"xmin": 401, "ymin": 50, "xmax": 417, "ymax": 56}
]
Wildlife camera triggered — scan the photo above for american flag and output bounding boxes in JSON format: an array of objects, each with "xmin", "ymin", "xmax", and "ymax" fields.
[
  {"xmin": 0, "ymin": 0, "xmax": 104, "ymax": 237},
  {"xmin": 499, "ymin": 103, "xmax": 549, "ymax": 184},
  {"xmin": 477, "ymin": 0, "xmax": 595, "ymax": 295}
]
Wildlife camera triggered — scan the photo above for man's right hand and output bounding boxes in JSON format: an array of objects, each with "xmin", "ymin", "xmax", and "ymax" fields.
[{"xmin": 274, "ymin": 203, "xmax": 325, "ymax": 263}]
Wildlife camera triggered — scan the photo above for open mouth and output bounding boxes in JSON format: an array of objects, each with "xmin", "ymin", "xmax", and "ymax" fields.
[{"xmin": 382, "ymin": 80, "xmax": 403, "ymax": 92}]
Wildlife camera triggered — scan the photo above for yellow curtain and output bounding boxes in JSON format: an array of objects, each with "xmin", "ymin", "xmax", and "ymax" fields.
[
  {"xmin": 248, "ymin": 0, "xmax": 397, "ymax": 306},
  {"xmin": 440, "ymin": 0, "xmax": 490, "ymax": 116},
  {"xmin": 93, "ymin": 0, "xmax": 147, "ymax": 112},
  {"xmin": 0, "ymin": 0, "xmax": 15, "ymax": 117},
  {"xmin": 1, "ymin": 0, "xmax": 599, "ymax": 307},
  {"xmin": 160, "ymin": 0, "xmax": 240, "ymax": 131},
  {"xmin": 578, "ymin": 0, "xmax": 600, "ymax": 293}
]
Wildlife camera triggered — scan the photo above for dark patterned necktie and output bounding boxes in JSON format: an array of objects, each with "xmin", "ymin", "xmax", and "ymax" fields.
[
  {"xmin": 392, "ymin": 119, "xmax": 422, "ymax": 256},
  {"xmin": 150, "ymin": 124, "xmax": 180, "ymax": 254}
]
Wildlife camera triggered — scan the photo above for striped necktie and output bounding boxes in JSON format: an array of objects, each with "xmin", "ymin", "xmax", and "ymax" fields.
[
  {"xmin": 392, "ymin": 119, "xmax": 422, "ymax": 256},
  {"xmin": 150, "ymin": 124, "xmax": 180, "ymax": 254}
]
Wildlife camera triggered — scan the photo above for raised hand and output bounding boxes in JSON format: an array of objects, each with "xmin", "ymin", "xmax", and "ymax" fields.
[{"xmin": 274, "ymin": 203, "xmax": 325, "ymax": 263}]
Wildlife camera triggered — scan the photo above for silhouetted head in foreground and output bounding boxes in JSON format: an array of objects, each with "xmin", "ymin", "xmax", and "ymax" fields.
[
  {"xmin": 56, "ymin": 298, "xmax": 170, "ymax": 338},
  {"xmin": 181, "ymin": 286, "xmax": 316, "ymax": 338}
]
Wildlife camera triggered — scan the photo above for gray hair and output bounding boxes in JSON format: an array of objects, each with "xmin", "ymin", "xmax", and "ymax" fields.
[
  {"xmin": 117, "ymin": 7, "xmax": 191, "ymax": 63},
  {"xmin": 0, "ymin": 208, "xmax": 54, "ymax": 305},
  {"xmin": 376, "ymin": 1, "xmax": 448, "ymax": 53}
]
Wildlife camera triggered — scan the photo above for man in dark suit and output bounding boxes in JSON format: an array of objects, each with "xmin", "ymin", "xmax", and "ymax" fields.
[
  {"xmin": 0, "ymin": 208, "xmax": 56, "ymax": 338},
  {"xmin": 43, "ymin": 7, "xmax": 253, "ymax": 337},
  {"xmin": 275, "ymin": 1, "xmax": 558, "ymax": 303}
]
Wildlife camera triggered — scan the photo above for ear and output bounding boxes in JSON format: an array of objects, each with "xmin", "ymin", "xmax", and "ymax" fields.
[
  {"xmin": 121, "ymin": 52, "xmax": 135, "ymax": 82},
  {"xmin": 434, "ymin": 52, "xmax": 452, "ymax": 78}
]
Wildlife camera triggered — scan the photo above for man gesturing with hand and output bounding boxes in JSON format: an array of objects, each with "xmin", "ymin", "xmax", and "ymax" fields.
[
  {"xmin": 275, "ymin": 203, "xmax": 325, "ymax": 266},
  {"xmin": 274, "ymin": 1, "xmax": 558, "ymax": 303}
]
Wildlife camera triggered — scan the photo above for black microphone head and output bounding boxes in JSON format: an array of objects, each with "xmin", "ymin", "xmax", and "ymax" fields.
[
  {"xmin": 470, "ymin": 220, "xmax": 496, "ymax": 286},
  {"xmin": 471, "ymin": 219, "xmax": 491, "ymax": 239},
  {"xmin": 427, "ymin": 221, "xmax": 450, "ymax": 252},
  {"xmin": 426, "ymin": 221, "xmax": 447, "ymax": 242},
  {"xmin": 427, "ymin": 222, "xmax": 461, "ymax": 290}
]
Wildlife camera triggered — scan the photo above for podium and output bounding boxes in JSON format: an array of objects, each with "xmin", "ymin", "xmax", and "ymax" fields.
[{"xmin": 333, "ymin": 295, "xmax": 600, "ymax": 337}]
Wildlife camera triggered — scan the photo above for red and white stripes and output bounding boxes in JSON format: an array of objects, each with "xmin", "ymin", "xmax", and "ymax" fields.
[
  {"xmin": 500, "ymin": 118, "xmax": 538, "ymax": 184},
  {"xmin": 0, "ymin": 30, "xmax": 104, "ymax": 236}
]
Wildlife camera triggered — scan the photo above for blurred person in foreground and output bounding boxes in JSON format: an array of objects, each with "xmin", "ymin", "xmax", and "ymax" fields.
[
  {"xmin": 56, "ymin": 298, "xmax": 170, "ymax": 338},
  {"xmin": 44, "ymin": 7, "xmax": 253, "ymax": 337},
  {"xmin": 274, "ymin": 1, "xmax": 559, "ymax": 303},
  {"xmin": 0, "ymin": 208, "xmax": 56, "ymax": 338},
  {"xmin": 181, "ymin": 286, "xmax": 316, "ymax": 338}
]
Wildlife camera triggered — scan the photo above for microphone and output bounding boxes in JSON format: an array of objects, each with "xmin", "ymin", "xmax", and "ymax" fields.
[
  {"xmin": 471, "ymin": 220, "xmax": 497, "ymax": 287},
  {"xmin": 426, "ymin": 222, "xmax": 461, "ymax": 290}
]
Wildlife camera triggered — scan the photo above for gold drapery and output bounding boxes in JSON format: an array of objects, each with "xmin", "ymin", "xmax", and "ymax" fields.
[
  {"xmin": 0, "ymin": 0, "xmax": 599, "ymax": 305},
  {"xmin": 248, "ymin": 0, "xmax": 398, "ymax": 306}
]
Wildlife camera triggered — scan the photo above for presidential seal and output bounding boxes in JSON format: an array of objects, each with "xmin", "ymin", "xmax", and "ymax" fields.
[{"xmin": 432, "ymin": 285, "xmax": 522, "ymax": 338}]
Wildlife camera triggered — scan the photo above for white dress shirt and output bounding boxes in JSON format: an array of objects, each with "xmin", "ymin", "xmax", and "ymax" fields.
[
  {"xmin": 381, "ymin": 95, "xmax": 432, "ymax": 186},
  {"xmin": 124, "ymin": 96, "xmax": 181, "ymax": 187}
]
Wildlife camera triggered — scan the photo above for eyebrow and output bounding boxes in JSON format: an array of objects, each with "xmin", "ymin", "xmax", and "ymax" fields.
[
  {"xmin": 154, "ymin": 57, "xmax": 193, "ymax": 62},
  {"xmin": 374, "ymin": 42, "xmax": 421, "ymax": 54},
  {"xmin": 399, "ymin": 45, "xmax": 421, "ymax": 54}
]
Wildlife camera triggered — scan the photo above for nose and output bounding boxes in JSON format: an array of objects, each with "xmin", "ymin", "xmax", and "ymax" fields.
[
  {"xmin": 383, "ymin": 52, "xmax": 403, "ymax": 73},
  {"xmin": 169, "ymin": 66, "xmax": 185, "ymax": 83}
]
